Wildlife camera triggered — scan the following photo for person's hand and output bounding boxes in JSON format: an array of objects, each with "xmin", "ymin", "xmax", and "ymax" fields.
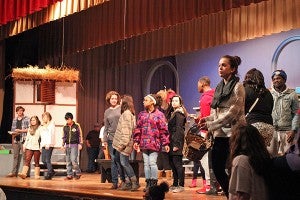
[
  {"xmin": 165, "ymin": 145, "xmax": 170, "ymax": 153},
  {"xmin": 78, "ymin": 144, "xmax": 83, "ymax": 150},
  {"xmin": 173, "ymin": 146, "xmax": 179, "ymax": 152},
  {"xmin": 287, "ymin": 131, "xmax": 296, "ymax": 143},
  {"xmin": 45, "ymin": 145, "xmax": 50, "ymax": 150},
  {"xmin": 103, "ymin": 142, "xmax": 108, "ymax": 147},
  {"xmin": 22, "ymin": 146, "xmax": 26, "ymax": 152}
]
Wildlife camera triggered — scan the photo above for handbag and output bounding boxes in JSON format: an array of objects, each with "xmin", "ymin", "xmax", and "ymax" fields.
[{"xmin": 184, "ymin": 123, "xmax": 213, "ymax": 161}]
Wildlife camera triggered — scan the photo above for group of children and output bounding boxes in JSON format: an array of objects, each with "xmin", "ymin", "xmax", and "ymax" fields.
[{"xmin": 7, "ymin": 107, "xmax": 83, "ymax": 181}]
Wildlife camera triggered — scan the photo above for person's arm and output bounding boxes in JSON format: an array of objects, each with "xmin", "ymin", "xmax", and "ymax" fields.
[
  {"xmin": 207, "ymin": 83, "xmax": 245, "ymax": 133},
  {"xmin": 102, "ymin": 111, "xmax": 109, "ymax": 144},
  {"xmin": 77, "ymin": 123, "xmax": 83, "ymax": 150},
  {"xmin": 158, "ymin": 113, "xmax": 170, "ymax": 151},
  {"xmin": 133, "ymin": 113, "xmax": 142, "ymax": 150},
  {"xmin": 120, "ymin": 112, "xmax": 133, "ymax": 147}
]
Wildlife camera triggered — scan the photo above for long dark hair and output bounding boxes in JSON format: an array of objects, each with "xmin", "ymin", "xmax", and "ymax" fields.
[
  {"xmin": 229, "ymin": 124, "xmax": 271, "ymax": 177},
  {"xmin": 243, "ymin": 68, "xmax": 267, "ymax": 96},
  {"xmin": 121, "ymin": 94, "xmax": 135, "ymax": 115}
]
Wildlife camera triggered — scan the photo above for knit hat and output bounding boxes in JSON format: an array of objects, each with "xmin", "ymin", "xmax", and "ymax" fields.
[{"xmin": 271, "ymin": 69, "xmax": 287, "ymax": 81}]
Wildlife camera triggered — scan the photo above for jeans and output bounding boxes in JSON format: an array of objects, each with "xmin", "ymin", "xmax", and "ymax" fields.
[
  {"xmin": 142, "ymin": 150, "xmax": 158, "ymax": 179},
  {"xmin": 120, "ymin": 153, "xmax": 135, "ymax": 178},
  {"xmin": 42, "ymin": 147, "xmax": 54, "ymax": 174},
  {"xmin": 87, "ymin": 147, "xmax": 99, "ymax": 172},
  {"xmin": 66, "ymin": 146, "xmax": 81, "ymax": 176},
  {"xmin": 108, "ymin": 140, "xmax": 125, "ymax": 184},
  {"xmin": 212, "ymin": 137, "xmax": 229, "ymax": 197}
]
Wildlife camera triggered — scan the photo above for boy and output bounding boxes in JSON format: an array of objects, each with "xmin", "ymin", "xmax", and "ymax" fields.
[{"xmin": 62, "ymin": 112, "xmax": 83, "ymax": 180}]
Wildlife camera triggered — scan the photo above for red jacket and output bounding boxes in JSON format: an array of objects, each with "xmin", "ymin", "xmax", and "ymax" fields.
[{"xmin": 199, "ymin": 89, "xmax": 215, "ymax": 118}]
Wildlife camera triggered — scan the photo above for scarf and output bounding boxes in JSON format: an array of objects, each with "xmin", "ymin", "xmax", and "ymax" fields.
[{"xmin": 211, "ymin": 76, "xmax": 239, "ymax": 109}]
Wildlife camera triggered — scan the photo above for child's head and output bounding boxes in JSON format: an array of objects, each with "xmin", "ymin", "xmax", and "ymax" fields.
[
  {"xmin": 30, "ymin": 116, "xmax": 41, "ymax": 127},
  {"xmin": 230, "ymin": 124, "xmax": 270, "ymax": 176},
  {"xmin": 144, "ymin": 181, "xmax": 169, "ymax": 200},
  {"xmin": 65, "ymin": 112, "xmax": 73, "ymax": 125},
  {"xmin": 42, "ymin": 112, "xmax": 52, "ymax": 124}
]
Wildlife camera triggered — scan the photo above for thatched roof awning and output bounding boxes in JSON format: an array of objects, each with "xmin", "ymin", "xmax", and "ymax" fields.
[{"xmin": 12, "ymin": 65, "xmax": 79, "ymax": 82}]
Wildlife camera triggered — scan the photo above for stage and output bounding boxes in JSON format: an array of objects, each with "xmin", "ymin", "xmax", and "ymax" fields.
[{"xmin": 0, "ymin": 173, "xmax": 226, "ymax": 200}]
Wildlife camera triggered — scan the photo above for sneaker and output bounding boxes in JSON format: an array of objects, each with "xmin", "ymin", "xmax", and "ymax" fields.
[
  {"xmin": 110, "ymin": 183, "xmax": 118, "ymax": 189},
  {"xmin": 74, "ymin": 174, "xmax": 81, "ymax": 180},
  {"xmin": 64, "ymin": 175, "xmax": 73, "ymax": 180},
  {"xmin": 172, "ymin": 186, "xmax": 184, "ymax": 193},
  {"xmin": 6, "ymin": 173, "xmax": 17, "ymax": 178},
  {"xmin": 169, "ymin": 185, "xmax": 178, "ymax": 191}
]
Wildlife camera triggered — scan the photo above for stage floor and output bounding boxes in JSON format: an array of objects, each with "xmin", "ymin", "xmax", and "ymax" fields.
[{"xmin": 0, "ymin": 173, "xmax": 226, "ymax": 200}]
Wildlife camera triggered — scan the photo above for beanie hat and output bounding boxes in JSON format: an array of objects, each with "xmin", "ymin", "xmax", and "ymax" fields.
[{"xmin": 271, "ymin": 69, "xmax": 287, "ymax": 81}]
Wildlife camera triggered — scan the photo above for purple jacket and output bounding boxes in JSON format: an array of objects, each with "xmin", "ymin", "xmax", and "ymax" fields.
[{"xmin": 133, "ymin": 108, "xmax": 169, "ymax": 152}]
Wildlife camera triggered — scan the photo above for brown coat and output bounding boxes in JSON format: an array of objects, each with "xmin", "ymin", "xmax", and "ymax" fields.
[{"xmin": 112, "ymin": 110, "xmax": 136, "ymax": 156}]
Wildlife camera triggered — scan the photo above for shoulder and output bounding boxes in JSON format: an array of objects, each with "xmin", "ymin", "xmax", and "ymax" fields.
[{"xmin": 232, "ymin": 155, "xmax": 250, "ymax": 167}]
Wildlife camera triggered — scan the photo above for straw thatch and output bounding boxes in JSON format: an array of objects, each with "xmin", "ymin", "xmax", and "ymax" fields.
[{"xmin": 11, "ymin": 65, "xmax": 79, "ymax": 82}]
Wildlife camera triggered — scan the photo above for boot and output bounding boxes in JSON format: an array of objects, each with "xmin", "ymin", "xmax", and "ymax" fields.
[
  {"xmin": 120, "ymin": 180, "xmax": 132, "ymax": 191},
  {"xmin": 151, "ymin": 179, "xmax": 158, "ymax": 187},
  {"xmin": 196, "ymin": 180, "xmax": 209, "ymax": 194},
  {"xmin": 165, "ymin": 170, "xmax": 172, "ymax": 180},
  {"xmin": 18, "ymin": 166, "xmax": 29, "ymax": 179},
  {"xmin": 189, "ymin": 178, "xmax": 197, "ymax": 188},
  {"xmin": 143, "ymin": 179, "xmax": 151, "ymax": 192},
  {"xmin": 34, "ymin": 167, "xmax": 40, "ymax": 179},
  {"xmin": 130, "ymin": 176, "xmax": 140, "ymax": 191},
  {"xmin": 157, "ymin": 170, "xmax": 163, "ymax": 179}
]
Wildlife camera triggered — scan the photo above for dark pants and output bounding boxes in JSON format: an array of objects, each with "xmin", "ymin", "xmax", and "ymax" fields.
[
  {"xmin": 87, "ymin": 147, "xmax": 100, "ymax": 172},
  {"xmin": 212, "ymin": 137, "xmax": 229, "ymax": 197},
  {"xmin": 192, "ymin": 159, "xmax": 205, "ymax": 180},
  {"xmin": 42, "ymin": 147, "xmax": 54, "ymax": 174},
  {"xmin": 266, "ymin": 156, "xmax": 300, "ymax": 200},
  {"xmin": 157, "ymin": 152, "xmax": 171, "ymax": 170},
  {"xmin": 169, "ymin": 155, "xmax": 184, "ymax": 187}
]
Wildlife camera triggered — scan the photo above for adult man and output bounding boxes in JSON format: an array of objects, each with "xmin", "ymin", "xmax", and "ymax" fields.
[
  {"xmin": 86, "ymin": 122, "xmax": 101, "ymax": 173},
  {"xmin": 269, "ymin": 69, "xmax": 299, "ymax": 156},
  {"xmin": 195, "ymin": 76, "xmax": 217, "ymax": 195},
  {"xmin": 7, "ymin": 106, "xmax": 30, "ymax": 177}
]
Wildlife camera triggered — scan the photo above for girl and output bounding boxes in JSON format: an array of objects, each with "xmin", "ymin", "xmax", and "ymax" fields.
[
  {"xmin": 102, "ymin": 91, "xmax": 125, "ymax": 189},
  {"xmin": 229, "ymin": 125, "xmax": 270, "ymax": 200},
  {"xmin": 18, "ymin": 116, "xmax": 41, "ymax": 179},
  {"xmin": 167, "ymin": 95, "xmax": 187, "ymax": 193},
  {"xmin": 113, "ymin": 95, "xmax": 140, "ymax": 191},
  {"xmin": 199, "ymin": 55, "xmax": 246, "ymax": 197},
  {"xmin": 133, "ymin": 94, "xmax": 170, "ymax": 192},
  {"xmin": 40, "ymin": 112, "xmax": 56, "ymax": 180}
]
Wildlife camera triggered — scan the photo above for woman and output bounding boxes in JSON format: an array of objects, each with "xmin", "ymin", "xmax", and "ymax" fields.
[
  {"xmin": 199, "ymin": 55, "xmax": 246, "ymax": 197},
  {"xmin": 133, "ymin": 94, "xmax": 170, "ymax": 192},
  {"xmin": 18, "ymin": 116, "xmax": 41, "ymax": 179},
  {"xmin": 229, "ymin": 125, "xmax": 270, "ymax": 200},
  {"xmin": 167, "ymin": 95, "xmax": 187, "ymax": 193},
  {"xmin": 113, "ymin": 95, "xmax": 140, "ymax": 191},
  {"xmin": 243, "ymin": 68, "xmax": 274, "ymax": 147},
  {"xmin": 102, "ymin": 91, "xmax": 125, "ymax": 189},
  {"xmin": 40, "ymin": 112, "xmax": 56, "ymax": 180}
]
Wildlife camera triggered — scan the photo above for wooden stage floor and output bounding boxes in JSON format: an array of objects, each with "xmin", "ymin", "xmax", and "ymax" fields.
[{"xmin": 0, "ymin": 173, "xmax": 226, "ymax": 200}]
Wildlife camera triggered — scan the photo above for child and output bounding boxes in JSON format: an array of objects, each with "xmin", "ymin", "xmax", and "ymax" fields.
[
  {"xmin": 18, "ymin": 116, "xmax": 41, "ymax": 179},
  {"xmin": 62, "ymin": 112, "xmax": 83, "ymax": 180},
  {"xmin": 133, "ymin": 94, "xmax": 170, "ymax": 192},
  {"xmin": 228, "ymin": 125, "xmax": 270, "ymax": 200},
  {"xmin": 40, "ymin": 112, "xmax": 56, "ymax": 180}
]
